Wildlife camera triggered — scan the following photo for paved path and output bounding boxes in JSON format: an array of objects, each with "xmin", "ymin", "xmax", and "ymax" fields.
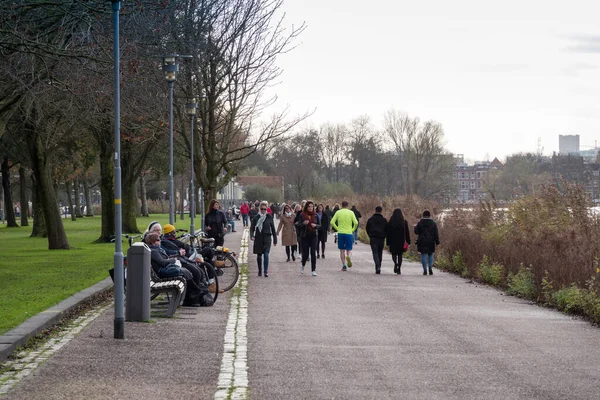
[
  {"xmin": 3, "ymin": 225, "xmax": 600, "ymax": 399},
  {"xmin": 247, "ymin": 230, "xmax": 600, "ymax": 399}
]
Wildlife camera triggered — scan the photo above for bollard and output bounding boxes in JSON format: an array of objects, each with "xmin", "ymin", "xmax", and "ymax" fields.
[{"xmin": 126, "ymin": 242, "xmax": 151, "ymax": 322}]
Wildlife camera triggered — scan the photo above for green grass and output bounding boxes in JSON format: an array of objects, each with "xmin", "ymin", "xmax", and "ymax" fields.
[{"xmin": 0, "ymin": 214, "xmax": 179, "ymax": 335}]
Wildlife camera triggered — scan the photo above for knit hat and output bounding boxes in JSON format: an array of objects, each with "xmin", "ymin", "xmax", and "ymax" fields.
[{"xmin": 163, "ymin": 224, "xmax": 175, "ymax": 234}]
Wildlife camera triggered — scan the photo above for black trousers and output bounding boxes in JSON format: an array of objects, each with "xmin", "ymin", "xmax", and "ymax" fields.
[
  {"xmin": 370, "ymin": 237, "xmax": 385, "ymax": 271},
  {"xmin": 301, "ymin": 234, "xmax": 318, "ymax": 271}
]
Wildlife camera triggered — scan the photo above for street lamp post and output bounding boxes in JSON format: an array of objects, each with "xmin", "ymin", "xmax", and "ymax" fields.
[
  {"xmin": 162, "ymin": 56, "xmax": 178, "ymax": 225},
  {"xmin": 185, "ymin": 101, "xmax": 197, "ymax": 234},
  {"xmin": 111, "ymin": 0, "xmax": 124, "ymax": 339}
]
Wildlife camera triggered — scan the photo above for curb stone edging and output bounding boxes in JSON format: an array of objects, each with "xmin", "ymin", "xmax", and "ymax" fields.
[{"xmin": 0, "ymin": 277, "xmax": 114, "ymax": 363}]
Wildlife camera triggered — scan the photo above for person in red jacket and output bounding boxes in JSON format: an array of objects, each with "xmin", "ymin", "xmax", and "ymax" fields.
[{"xmin": 240, "ymin": 201, "xmax": 250, "ymax": 227}]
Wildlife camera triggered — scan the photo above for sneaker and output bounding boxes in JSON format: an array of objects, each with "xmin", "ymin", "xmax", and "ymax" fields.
[
  {"xmin": 341, "ymin": 265, "xmax": 347, "ymax": 271},
  {"xmin": 265, "ymin": 273, "xmax": 269, "ymax": 277},
  {"xmin": 301, "ymin": 265, "xmax": 305, "ymax": 274},
  {"xmin": 312, "ymin": 271, "xmax": 317, "ymax": 276},
  {"xmin": 346, "ymin": 256, "xmax": 352, "ymax": 268}
]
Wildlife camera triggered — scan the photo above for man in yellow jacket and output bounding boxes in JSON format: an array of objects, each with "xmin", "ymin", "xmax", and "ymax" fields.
[{"xmin": 330, "ymin": 200, "xmax": 359, "ymax": 271}]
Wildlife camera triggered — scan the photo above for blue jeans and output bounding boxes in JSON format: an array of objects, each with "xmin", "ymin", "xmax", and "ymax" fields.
[
  {"xmin": 257, "ymin": 251, "xmax": 270, "ymax": 274},
  {"xmin": 228, "ymin": 220, "xmax": 235, "ymax": 231},
  {"xmin": 242, "ymin": 214, "xmax": 249, "ymax": 226},
  {"xmin": 353, "ymin": 229, "xmax": 358, "ymax": 242},
  {"xmin": 421, "ymin": 253, "xmax": 434, "ymax": 272}
]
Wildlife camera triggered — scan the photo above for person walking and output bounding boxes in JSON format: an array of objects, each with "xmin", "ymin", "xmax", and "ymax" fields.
[
  {"xmin": 331, "ymin": 203, "xmax": 340, "ymax": 243},
  {"xmin": 293, "ymin": 203, "xmax": 303, "ymax": 251},
  {"xmin": 276, "ymin": 203, "xmax": 298, "ymax": 261},
  {"xmin": 385, "ymin": 208, "xmax": 411, "ymax": 275},
  {"xmin": 414, "ymin": 209, "xmax": 440, "ymax": 275},
  {"xmin": 294, "ymin": 200, "xmax": 320, "ymax": 276},
  {"xmin": 351, "ymin": 205, "xmax": 362, "ymax": 244},
  {"xmin": 365, "ymin": 206, "xmax": 387, "ymax": 274},
  {"xmin": 240, "ymin": 201, "xmax": 250, "ymax": 227},
  {"xmin": 330, "ymin": 201, "xmax": 359, "ymax": 271},
  {"xmin": 204, "ymin": 199, "xmax": 228, "ymax": 247},
  {"xmin": 250, "ymin": 201, "xmax": 277, "ymax": 277},
  {"xmin": 315, "ymin": 203, "xmax": 329, "ymax": 259}
]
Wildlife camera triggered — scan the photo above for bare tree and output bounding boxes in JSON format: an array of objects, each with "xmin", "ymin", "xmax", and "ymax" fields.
[{"xmin": 319, "ymin": 123, "xmax": 348, "ymax": 183}]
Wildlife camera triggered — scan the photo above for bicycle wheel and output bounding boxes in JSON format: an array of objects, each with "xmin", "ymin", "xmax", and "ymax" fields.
[
  {"xmin": 214, "ymin": 252, "xmax": 239, "ymax": 292},
  {"xmin": 204, "ymin": 263, "xmax": 219, "ymax": 303}
]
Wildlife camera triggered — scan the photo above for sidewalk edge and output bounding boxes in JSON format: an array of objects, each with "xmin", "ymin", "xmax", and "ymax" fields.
[{"xmin": 0, "ymin": 277, "xmax": 114, "ymax": 363}]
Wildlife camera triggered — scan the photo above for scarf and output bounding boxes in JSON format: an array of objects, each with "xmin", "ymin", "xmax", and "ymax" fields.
[
  {"xmin": 285, "ymin": 211, "xmax": 293, "ymax": 217},
  {"xmin": 302, "ymin": 211, "xmax": 317, "ymax": 232},
  {"xmin": 256, "ymin": 212, "xmax": 267, "ymax": 232}
]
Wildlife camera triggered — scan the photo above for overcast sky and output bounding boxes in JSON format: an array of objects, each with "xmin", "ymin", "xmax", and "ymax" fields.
[{"xmin": 263, "ymin": 0, "xmax": 600, "ymax": 162}]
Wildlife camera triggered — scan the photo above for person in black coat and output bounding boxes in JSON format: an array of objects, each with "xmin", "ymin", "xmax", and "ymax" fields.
[
  {"xmin": 250, "ymin": 201, "xmax": 277, "ymax": 277},
  {"xmin": 385, "ymin": 208, "xmax": 411, "ymax": 275},
  {"xmin": 204, "ymin": 199, "xmax": 228, "ymax": 247},
  {"xmin": 316, "ymin": 203, "xmax": 330, "ymax": 259},
  {"xmin": 366, "ymin": 206, "xmax": 388, "ymax": 274},
  {"xmin": 414, "ymin": 209, "xmax": 440, "ymax": 275},
  {"xmin": 351, "ymin": 205, "xmax": 362, "ymax": 244}
]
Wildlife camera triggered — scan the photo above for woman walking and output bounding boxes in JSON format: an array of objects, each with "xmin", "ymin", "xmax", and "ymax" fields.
[
  {"xmin": 316, "ymin": 203, "xmax": 329, "ymax": 259},
  {"xmin": 250, "ymin": 201, "xmax": 277, "ymax": 277},
  {"xmin": 385, "ymin": 208, "xmax": 411, "ymax": 275},
  {"xmin": 414, "ymin": 209, "xmax": 440, "ymax": 275},
  {"xmin": 204, "ymin": 199, "xmax": 228, "ymax": 247},
  {"xmin": 276, "ymin": 203, "xmax": 297, "ymax": 261},
  {"xmin": 295, "ymin": 200, "xmax": 320, "ymax": 276}
]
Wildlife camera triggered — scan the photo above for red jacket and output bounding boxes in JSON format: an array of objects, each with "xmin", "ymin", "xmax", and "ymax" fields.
[{"xmin": 240, "ymin": 203, "xmax": 249, "ymax": 215}]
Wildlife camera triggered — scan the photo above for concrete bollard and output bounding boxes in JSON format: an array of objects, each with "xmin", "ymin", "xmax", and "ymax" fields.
[{"xmin": 125, "ymin": 242, "xmax": 151, "ymax": 322}]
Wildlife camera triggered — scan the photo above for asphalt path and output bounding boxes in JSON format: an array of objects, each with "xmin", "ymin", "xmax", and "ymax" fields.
[{"xmin": 247, "ymin": 228, "xmax": 600, "ymax": 399}]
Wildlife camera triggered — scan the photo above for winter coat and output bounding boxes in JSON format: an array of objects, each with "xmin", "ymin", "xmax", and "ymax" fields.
[
  {"xmin": 250, "ymin": 213, "xmax": 277, "ymax": 254},
  {"xmin": 317, "ymin": 212, "xmax": 330, "ymax": 242},
  {"xmin": 240, "ymin": 203, "xmax": 249, "ymax": 215},
  {"xmin": 351, "ymin": 207, "xmax": 362, "ymax": 223},
  {"xmin": 366, "ymin": 213, "xmax": 387, "ymax": 239},
  {"xmin": 249, "ymin": 208, "xmax": 258, "ymax": 220},
  {"xmin": 386, "ymin": 220, "xmax": 411, "ymax": 255},
  {"xmin": 205, "ymin": 210, "xmax": 227, "ymax": 239},
  {"xmin": 276, "ymin": 212, "xmax": 297, "ymax": 246},
  {"xmin": 414, "ymin": 218, "xmax": 440, "ymax": 254},
  {"xmin": 295, "ymin": 211, "xmax": 320, "ymax": 239}
]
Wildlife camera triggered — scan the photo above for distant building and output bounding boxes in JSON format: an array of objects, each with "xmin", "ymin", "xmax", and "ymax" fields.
[
  {"xmin": 559, "ymin": 134, "xmax": 580, "ymax": 155},
  {"xmin": 452, "ymin": 158, "xmax": 502, "ymax": 202}
]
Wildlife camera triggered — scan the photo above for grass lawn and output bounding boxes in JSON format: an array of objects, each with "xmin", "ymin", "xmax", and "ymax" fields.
[{"xmin": 0, "ymin": 214, "xmax": 185, "ymax": 335}]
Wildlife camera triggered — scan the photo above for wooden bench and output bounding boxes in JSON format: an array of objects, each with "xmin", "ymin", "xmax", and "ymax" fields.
[{"xmin": 109, "ymin": 268, "xmax": 187, "ymax": 318}]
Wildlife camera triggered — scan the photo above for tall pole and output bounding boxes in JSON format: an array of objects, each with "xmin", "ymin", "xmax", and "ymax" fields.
[
  {"xmin": 189, "ymin": 113, "xmax": 195, "ymax": 234},
  {"xmin": 111, "ymin": 0, "xmax": 124, "ymax": 339},
  {"xmin": 168, "ymin": 80, "xmax": 174, "ymax": 225}
]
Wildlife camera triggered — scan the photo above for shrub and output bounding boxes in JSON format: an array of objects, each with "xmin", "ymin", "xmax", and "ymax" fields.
[
  {"xmin": 552, "ymin": 284, "xmax": 583, "ymax": 314},
  {"xmin": 507, "ymin": 266, "xmax": 536, "ymax": 300},
  {"xmin": 435, "ymin": 253, "xmax": 452, "ymax": 271},
  {"xmin": 451, "ymin": 251, "xmax": 468, "ymax": 277},
  {"xmin": 479, "ymin": 255, "xmax": 504, "ymax": 286},
  {"xmin": 243, "ymin": 184, "xmax": 283, "ymax": 204},
  {"xmin": 357, "ymin": 228, "xmax": 370, "ymax": 244}
]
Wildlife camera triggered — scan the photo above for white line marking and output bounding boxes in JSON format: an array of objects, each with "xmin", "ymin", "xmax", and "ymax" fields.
[{"xmin": 215, "ymin": 228, "xmax": 249, "ymax": 400}]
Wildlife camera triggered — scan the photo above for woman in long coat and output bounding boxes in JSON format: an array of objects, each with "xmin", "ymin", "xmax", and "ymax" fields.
[
  {"xmin": 250, "ymin": 201, "xmax": 277, "ymax": 277},
  {"xmin": 385, "ymin": 208, "xmax": 411, "ymax": 275},
  {"xmin": 276, "ymin": 203, "xmax": 297, "ymax": 262},
  {"xmin": 316, "ymin": 203, "xmax": 329, "ymax": 259}
]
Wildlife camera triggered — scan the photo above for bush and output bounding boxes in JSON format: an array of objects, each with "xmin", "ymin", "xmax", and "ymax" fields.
[
  {"xmin": 507, "ymin": 266, "xmax": 536, "ymax": 300},
  {"xmin": 552, "ymin": 284, "xmax": 583, "ymax": 314},
  {"xmin": 357, "ymin": 228, "xmax": 370, "ymax": 244},
  {"xmin": 243, "ymin": 184, "xmax": 283, "ymax": 204},
  {"xmin": 451, "ymin": 251, "xmax": 469, "ymax": 277},
  {"xmin": 435, "ymin": 253, "xmax": 452, "ymax": 271},
  {"xmin": 479, "ymin": 255, "xmax": 504, "ymax": 286}
]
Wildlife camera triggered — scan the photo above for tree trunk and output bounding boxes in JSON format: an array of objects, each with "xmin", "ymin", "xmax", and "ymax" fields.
[
  {"xmin": 1, "ymin": 156, "xmax": 18, "ymax": 227},
  {"xmin": 65, "ymin": 180, "xmax": 76, "ymax": 221},
  {"xmin": 83, "ymin": 178, "xmax": 94, "ymax": 216},
  {"xmin": 139, "ymin": 173, "xmax": 149, "ymax": 217},
  {"xmin": 179, "ymin": 175, "xmax": 185, "ymax": 221},
  {"xmin": 74, "ymin": 177, "xmax": 83, "ymax": 218},
  {"xmin": 30, "ymin": 174, "xmax": 46, "ymax": 237},
  {"xmin": 26, "ymin": 129, "xmax": 69, "ymax": 249},
  {"xmin": 122, "ymin": 176, "xmax": 140, "ymax": 233},
  {"xmin": 19, "ymin": 166, "xmax": 29, "ymax": 226},
  {"xmin": 97, "ymin": 134, "xmax": 115, "ymax": 242}
]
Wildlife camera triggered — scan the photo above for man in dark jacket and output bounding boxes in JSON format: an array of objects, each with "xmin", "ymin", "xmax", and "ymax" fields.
[
  {"xmin": 366, "ymin": 206, "xmax": 388, "ymax": 274},
  {"xmin": 414, "ymin": 209, "xmax": 440, "ymax": 275}
]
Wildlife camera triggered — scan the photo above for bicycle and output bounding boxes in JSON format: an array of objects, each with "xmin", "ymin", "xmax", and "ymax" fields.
[{"xmin": 181, "ymin": 231, "xmax": 240, "ymax": 292}]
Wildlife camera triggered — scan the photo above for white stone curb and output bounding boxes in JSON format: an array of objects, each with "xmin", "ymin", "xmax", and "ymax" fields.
[{"xmin": 215, "ymin": 228, "xmax": 250, "ymax": 400}]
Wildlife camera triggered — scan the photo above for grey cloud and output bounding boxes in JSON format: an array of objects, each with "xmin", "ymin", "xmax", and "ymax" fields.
[{"xmin": 564, "ymin": 34, "xmax": 600, "ymax": 54}]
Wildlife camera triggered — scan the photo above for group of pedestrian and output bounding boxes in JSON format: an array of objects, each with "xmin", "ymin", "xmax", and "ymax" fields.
[{"xmin": 366, "ymin": 207, "xmax": 440, "ymax": 275}]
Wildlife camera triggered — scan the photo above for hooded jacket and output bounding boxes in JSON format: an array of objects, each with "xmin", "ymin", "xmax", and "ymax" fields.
[{"xmin": 414, "ymin": 218, "xmax": 440, "ymax": 254}]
